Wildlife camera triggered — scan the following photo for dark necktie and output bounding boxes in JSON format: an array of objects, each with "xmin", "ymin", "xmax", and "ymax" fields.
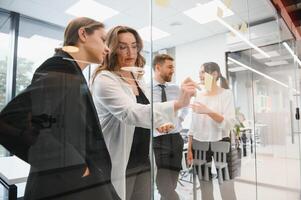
[{"xmin": 158, "ymin": 84, "xmax": 167, "ymax": 102}]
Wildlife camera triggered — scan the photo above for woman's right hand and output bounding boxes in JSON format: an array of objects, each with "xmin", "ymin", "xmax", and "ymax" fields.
[
  {"xmin": 174, "ymin": 77, "xmax": 197, "ymax": 111},
  {"xmin": 187, "ymin": 148, "xmax": 193, "ymax": 166},
  {"xmin": 82, "ymin": 166, "xmax": 90, "ymax": 177},
  {"xmin": 156, "ymin": 123, "xmax": 175, "ymax": 133}
]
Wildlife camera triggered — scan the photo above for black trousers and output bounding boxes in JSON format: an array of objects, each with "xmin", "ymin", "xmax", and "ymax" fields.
[
  {"xmin": 126, "ymin": 163, "xmax": 151, "ymax": 200},
  {"xmin": 154, "ymin": 133, "xmax": 184, "ymax": 200}
]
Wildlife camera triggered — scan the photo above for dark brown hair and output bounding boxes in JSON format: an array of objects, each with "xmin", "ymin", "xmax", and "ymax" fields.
[
  {"xmin": 202, "ymin": 62, "xmax": 229, "ymax": 89},
  {"xmin": 91, "ymin": 26, "xmax": 145, "ymax": 82},
  {"xmin": 56, "ymin": 17, "xmax": 104, "ymax": 52},
  {"xmin": 152, "ymin": 54, "xmax": 174, "ymax": 70}
]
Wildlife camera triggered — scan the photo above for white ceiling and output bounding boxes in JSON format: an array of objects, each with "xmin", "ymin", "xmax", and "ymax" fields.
[{"xmin": 0, "ymin": 0, "xmax": 277, "ymax": 51}]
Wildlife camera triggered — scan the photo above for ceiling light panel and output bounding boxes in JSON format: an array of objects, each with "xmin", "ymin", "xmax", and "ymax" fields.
[
  {"xmin": 265, "ymin": 60, "xmax": 289, "ymax": 66},
  {"xmin": 138, "ymin": 26, "xmax": 170, "ymax": 42},
  {"xmin": 65, "ymin": 0, "xmax": 119, "ymax": 21},
  {"xmin": 183, "ymin": 0, "xmax": 234, "ymax": 24},
  {"xmin": 252, "ymin": 51, "xmax": 280, "ymax": 59},
  {"xmin": 228, "ymin": 66, "xmax": 248, "ymax": 72}
]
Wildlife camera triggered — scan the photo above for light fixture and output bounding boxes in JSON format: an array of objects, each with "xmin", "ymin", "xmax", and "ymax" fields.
[
  {"xmin": 265, "ymin": 60, "xmax": 288, "ymax": 66},
  {"xmin": 65, "ymin": 0, "xmax": 119, "ymax": 21},
  {"xmin": 252, "ymin": 51, "xmax": 280, "ymax": 59},
  {"xmin": 282, "ymin": 42, "xmax": 301, "ymax": 67},
  {"xmin": 183, "ymin": 0, "xmax": 234, "ymax": 24},
  {"xmin": 228, "ymin": 66, "xmax": 248, "ymax": 72},
  {"xmin": 228, "ymin": 57, "xmax": 297, "ymax": 91},
  {"xmin": 138, "ymin": 26, "xmax": 170, "ymax": 42},
  {"xmin": 216, "ymin": 17, "xmax": 270, "ymax": 58}
]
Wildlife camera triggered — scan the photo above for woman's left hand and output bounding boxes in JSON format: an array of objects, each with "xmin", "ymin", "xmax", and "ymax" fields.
[
  {"xmin": 190, "ymin": 102, "xmax": 212, "ymax": 114},
  {"xmin": 156, "ymin": 123, "xmax": 175, "ymax": 134}
]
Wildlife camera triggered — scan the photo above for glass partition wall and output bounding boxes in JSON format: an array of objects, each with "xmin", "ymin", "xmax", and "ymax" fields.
[
  {"xmin": 0, "ymin": 1, "xmax": 154, "ymax": 200},
  {"xmin": 227, "ymin": 5, "xmax": 301, "ymax": 200},
  {"xmin": 152, "ymin": 0, "xmax": 301, "ymax": 199},
  {"xmin": 0, "ymin": 0, "xmax": 301, "ymax": 200},
  {"xmin": 150, "ymin": 0, "xmax": 254, "ymax": 199}
]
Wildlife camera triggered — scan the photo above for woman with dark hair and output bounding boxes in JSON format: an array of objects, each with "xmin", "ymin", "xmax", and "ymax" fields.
[
  {"xmin": 187, "ymin": 62, "xmax": 236, "ymax": 200},
  {"xmin": 0, "ymin": 17, "xmax": 120, "ymax": 200},
  {"xmin": 90, "ymin": 26, "xmax": 196, "ymax": 200}
]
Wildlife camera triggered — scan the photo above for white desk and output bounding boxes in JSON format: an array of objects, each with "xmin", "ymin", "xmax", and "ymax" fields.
[{"xmin": 0, "ymin": 156, "xmax": 30, "ymax": 200}]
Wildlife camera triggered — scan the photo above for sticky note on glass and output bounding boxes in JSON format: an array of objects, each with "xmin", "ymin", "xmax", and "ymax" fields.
[
  {"xmin": 224, "ymin": 0, "xmax": 232, "ymax": 8},
  {"xmin": 217, "ymin": 7, "xmax": 223, "ymax": 18},
  {"xmin": 240, "ymin": 22, "xmax": 248, "ymax": 33},
  {"xmin": 155, "ymin": 0, "xmax": 169, "ymax": 7},
  {"xmin": 204, "ymin": 72, "xmax": 213, "ymax": 91}
]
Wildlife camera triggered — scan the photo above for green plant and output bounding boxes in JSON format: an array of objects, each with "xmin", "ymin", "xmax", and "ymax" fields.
[
  {"xmin": 233, "ymin": 107, "xmax": 245, "ymax": 137},
  {"xmin": 234, "ymin": 122, "xmax": 244, "ymax": 138}
]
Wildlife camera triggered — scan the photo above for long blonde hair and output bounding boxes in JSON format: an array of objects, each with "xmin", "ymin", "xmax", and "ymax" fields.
[{"xmin": 91, "ymin": 26, "xmax": 145, "ymax": 83}]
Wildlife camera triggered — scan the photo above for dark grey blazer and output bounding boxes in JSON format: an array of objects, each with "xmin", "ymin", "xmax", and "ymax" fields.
[{"xmin": 0, "ymin": 50, "xmax": 120, "ymax": 200}]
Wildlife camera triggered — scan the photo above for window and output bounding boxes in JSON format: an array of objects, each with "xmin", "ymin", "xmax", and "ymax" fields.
[
  {"xmin": 0, "ymin": 12, "xmax": 10, "ymax": 111},
  {"xmin": 0, "ymin": 11, "xmax": 11, "ymax": 157},
  {"xmin": 16, "ymin": 17, "xmax": 64, "ymax": 94}
]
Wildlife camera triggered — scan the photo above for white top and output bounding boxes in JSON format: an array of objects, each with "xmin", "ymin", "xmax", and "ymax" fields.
[
  {"xmin": 91, "ymin": 70, "xmax": 176, "ymax": 200},
  {"xmin": 0, "ymin": 156, "xmax": 30, "ymax": 185},
  {"xmin": 189, "ymin": 89, "xmax": 236, "ymax": 142}
]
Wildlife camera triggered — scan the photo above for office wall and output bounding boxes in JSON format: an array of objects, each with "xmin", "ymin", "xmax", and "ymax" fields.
[
  {"xmin": 174, "ymin": 33, "xmax": 227, "ymax": 84},
  {"xmin": 174, "ymin": 33, "xmax": 227, "ymax": 129}
]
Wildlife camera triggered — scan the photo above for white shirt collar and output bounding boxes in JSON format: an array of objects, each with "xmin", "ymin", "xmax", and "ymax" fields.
[{"xmin": 153, "ymin": 79, "xmax": 168, "ymax": 87}]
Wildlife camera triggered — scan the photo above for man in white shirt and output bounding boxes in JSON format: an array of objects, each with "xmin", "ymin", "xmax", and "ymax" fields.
[{"xmin": 150, "ymin": 54, "xmax": 188, "ymax": 200}]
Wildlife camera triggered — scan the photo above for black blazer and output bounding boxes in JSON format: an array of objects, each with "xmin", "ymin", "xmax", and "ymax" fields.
[{"xmin": 0, "ymin": 51, "xmax": 120, "ymax": 200}]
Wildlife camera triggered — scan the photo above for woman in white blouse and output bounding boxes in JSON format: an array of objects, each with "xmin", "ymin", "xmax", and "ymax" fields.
[
  {"xmin": 187, "ymin": 62, "xmax": 236, "ymax": 200},
  {"xmin": 90, "ymin": 26, "xmax": 195, "ymax": 200}
]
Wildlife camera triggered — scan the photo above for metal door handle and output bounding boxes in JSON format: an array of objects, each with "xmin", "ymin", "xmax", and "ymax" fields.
[{"xmin": 290, "ymin": 101, "xmax": 295, "ymax": 144}]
